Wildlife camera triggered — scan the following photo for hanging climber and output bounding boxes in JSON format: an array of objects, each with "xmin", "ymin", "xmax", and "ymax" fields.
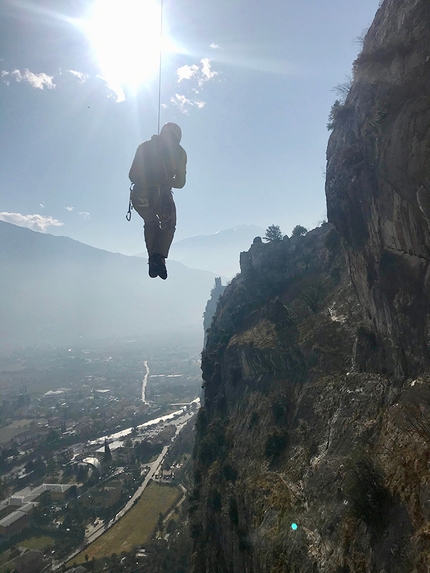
[{"xmin": 128, "ymin": 122, "xmax": 187, "ymax": 280}]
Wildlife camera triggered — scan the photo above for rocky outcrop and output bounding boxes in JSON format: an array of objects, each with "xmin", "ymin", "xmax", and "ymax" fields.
[
  {"xmin": 203, "ymin": 278, "xmax": 227, "ymax": 343},
  {"xmin": 191, "ymin": 1, "xmax": 430, "ymax": 571},
  {"xmin": 326, "ymin": 0, "xmax": 430, "ymax": 376}
]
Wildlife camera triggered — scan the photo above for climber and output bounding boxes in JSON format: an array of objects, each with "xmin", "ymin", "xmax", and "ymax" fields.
[{"xmin": 129, "ymin": 122, "xmax": 187, "ymax": 280}]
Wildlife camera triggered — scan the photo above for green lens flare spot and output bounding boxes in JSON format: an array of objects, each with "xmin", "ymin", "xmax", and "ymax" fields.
[{"xmin": 291, "ymin": 523, "xmax": 298, "ymax": 531}]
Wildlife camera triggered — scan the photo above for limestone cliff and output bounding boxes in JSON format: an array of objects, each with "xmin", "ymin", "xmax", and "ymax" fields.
[
  {"xmin": 327, "ymin": 0, "xmax": 430, "ymax": 376},
  {"xmin": 191, "ymin": 1, "xmax": 430, "ymax": 571}
]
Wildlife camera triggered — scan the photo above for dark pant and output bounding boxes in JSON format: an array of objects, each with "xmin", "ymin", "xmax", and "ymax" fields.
[{"xmin": 131, "ymin": 185, "xmax": 176, "ymax": 258}]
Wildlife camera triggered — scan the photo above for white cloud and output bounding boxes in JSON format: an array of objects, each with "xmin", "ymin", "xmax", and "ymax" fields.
[
  {"xmin": 40, "ymin": 203, "xmax": 45, "ymax": 209},
  {"xmin": 0, "ymin": 212, "xmax": 63, "ymax": 232},
  {"xmin": 176, "ymin": 58, "xmax": 219, "ymax": 88},
  {"xmin": 65, "ymin": 207, "xmax": 91, "ymax": 219},
  {"xmin": 1, "ymin": 67, "xmax": 123, "ymax": 103},
  {"xmin": 171, "ymin": 94, "xmax": 191, "ymax": 114},
  {"xmin": 170, "ymin": 94, "xmax": 206, "ymax": 114},
  {"xmin": 200, "ymin": 58, "xmax": 218, "ymax": 83},
  {"xmin": 172, "ymin": 58, "xmax": 218, "ymax": 112},
  {"xmin": 3, "ymin": 69, "xmax": 55, "ymax": 90},
  {"xmin": 177, "ymin": 64, "xmax": 199, "ymax": 82},
  {"xmin": 96, "ymin": 75, "xmax": 125, "ymax": 103},
  {"xmin": 67, "ymin": 69, "xmax": 89, "ymax": 83},
  {"xmin": 104, "ymin": 82, "xmax": 125, "ymax": 103},
  {"xmin": 210, "ymin": 43, "xmax": 220, "ymax": 49}
]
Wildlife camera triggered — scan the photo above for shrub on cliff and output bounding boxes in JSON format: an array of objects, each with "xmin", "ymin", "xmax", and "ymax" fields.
[
  {"xmin": 298, "ymin": 280, "xmax": 327, "ymax": 314},
  {"xmin": 327, "ymin": 100, "xmax": 354, "ymax": 130}
]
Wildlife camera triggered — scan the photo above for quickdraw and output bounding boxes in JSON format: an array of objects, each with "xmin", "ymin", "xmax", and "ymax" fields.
[{"xmin": 126, "ymin": 184, "xmax": 134, "ymax": 221}]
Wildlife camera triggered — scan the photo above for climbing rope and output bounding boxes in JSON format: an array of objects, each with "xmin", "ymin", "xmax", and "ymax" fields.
[
  {"xmin": 157, "ymin": 0, "xmax": 164, "ymax": 134},
  {"xmin": 127, "ymin": 0, "xmax": 165, "ymax": 222}
]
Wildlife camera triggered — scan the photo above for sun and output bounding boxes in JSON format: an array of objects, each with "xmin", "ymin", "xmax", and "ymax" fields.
[{"xmin": 82, "ymin": 0, "xmax": 167, "ymax": 91}]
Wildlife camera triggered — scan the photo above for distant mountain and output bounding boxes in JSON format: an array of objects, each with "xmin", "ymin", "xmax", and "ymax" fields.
[
  {"xmin": 168, "ymin": 225, "xmax": 265, "ymax": 278},
  {"xmin": 0, "ymin": 221, "xmax": 217, "ymax": 350}
]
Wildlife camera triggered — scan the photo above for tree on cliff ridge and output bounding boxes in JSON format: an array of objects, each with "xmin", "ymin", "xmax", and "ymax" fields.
[
  {"xmin": 264, "ymin": 224, "xmax": 283, "ymax": 242},
  {"xmin": 292, "ymin": 225, "xmax": 308, "ymax": 237}
]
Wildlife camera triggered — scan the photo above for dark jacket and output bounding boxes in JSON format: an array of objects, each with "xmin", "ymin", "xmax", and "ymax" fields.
[{"xmin": 129, "ymin": 135, "xmax": 187, "ymax": 190}]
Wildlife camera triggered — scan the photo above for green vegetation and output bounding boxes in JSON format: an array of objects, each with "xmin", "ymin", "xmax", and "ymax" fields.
[
  {"xmin": 291, "ymin": 225, "xmax": 308, "ymax": 237},
  {"xmin": 327, "ymin": 100, "xmax": 354, "ymax": 130},
  {"xmin": 264, "ymin": 224, "xmax": 283, "ymax": 242},
  {"xmin": 332, "ymin": 75, "xmax": 353, "ymax": 103},
  {"xmin": 327, "ymin": 76, "xmax": 354, "ymax": 131},
  {"xmin": 298, "ymin": 280, "xmax": 327, "ymax": 314},
  {"xmin": 72, "ymin": 482, "xmax": 182, "ymax": 563}
]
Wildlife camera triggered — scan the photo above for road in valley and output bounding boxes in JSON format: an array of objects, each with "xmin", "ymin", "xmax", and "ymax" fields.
[
  {"xmin": 86, "ymin": 410, "xmax": 194, "ymax": 544},
  {"xmin": 141, "ymin": 360, "xmax": 149, "ymax": 404},
  {"xmin": 55, "ymin": 410, "xmax": 195, "ymax": 569}
]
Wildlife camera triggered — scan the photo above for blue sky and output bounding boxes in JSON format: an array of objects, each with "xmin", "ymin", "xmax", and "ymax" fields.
[{"xmin": 0, "ymin": 0, "xmax": 380, "ymax": 255}]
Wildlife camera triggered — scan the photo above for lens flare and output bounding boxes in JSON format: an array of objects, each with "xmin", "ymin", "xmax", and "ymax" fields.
[{"xmin": 82, "ymin": 0, "xmax": 168, "ymax": 91}]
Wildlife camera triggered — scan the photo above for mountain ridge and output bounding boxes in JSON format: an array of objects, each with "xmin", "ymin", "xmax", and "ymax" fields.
[
  {"xmin": 168, "ymin": 224, "xmax": 266, "ymax": 277},
  {"xmin": 0, "ymin": 221, "xmax": 216, "ymax": 350}
]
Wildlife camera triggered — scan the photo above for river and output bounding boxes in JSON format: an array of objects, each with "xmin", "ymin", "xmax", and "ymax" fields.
[
  {"xmin": 86, "ymin": 356, "xmax": 200, "ymax": 446},
  {"xmin": 87, "ymin": 409, "xmax": 186, "ymax": 445}
]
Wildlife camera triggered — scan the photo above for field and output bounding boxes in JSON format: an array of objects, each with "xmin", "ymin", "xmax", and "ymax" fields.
[
  {"xmin": 19, "ymin": 536, "xmax": 55, "ymax": 550},
  {"xmin": 0, "ymin": 418, "xmax": 47, "ymax": 444},
  {"xmin": 71, "ymin": 481, "xmax": 181, "ymax": 563}
]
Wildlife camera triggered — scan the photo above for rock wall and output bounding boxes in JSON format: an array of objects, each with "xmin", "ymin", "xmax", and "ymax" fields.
[
  {"xmin": 326, "ymin": 0, "xmax": 430, "ymax": 376},
  {"xmin": 191, "ymin": 1, "xmax": 430, "ymax": 571},
  {"xmin": 203, "ymin": 278, "xmax": 227, "ymax": 344}
]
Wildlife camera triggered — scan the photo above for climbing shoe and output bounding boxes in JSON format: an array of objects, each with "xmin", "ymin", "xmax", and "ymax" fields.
[
  {"xmin": 155, "ymin": 254, "xmax": 168, "ymax": 280},
  {"xmin": 149, "ymin": 254, "xmax": 167, "ymax": 279},
  {"xmin": 148, "ymin": 255, "xmax": 158, "ymax": 278}
]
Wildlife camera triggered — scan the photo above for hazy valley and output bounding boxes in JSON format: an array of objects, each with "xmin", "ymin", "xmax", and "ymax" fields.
[{"xmin": 0, "ymin": 221, "xmax": 221, "ymax": 351}]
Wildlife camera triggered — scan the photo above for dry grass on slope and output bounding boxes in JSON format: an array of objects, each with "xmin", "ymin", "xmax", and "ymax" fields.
[{"xmin": 70, "ymin": 482, "xmax": 181, "ymax": 564}]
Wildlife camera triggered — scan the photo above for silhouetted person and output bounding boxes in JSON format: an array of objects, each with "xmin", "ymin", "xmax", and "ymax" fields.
[{"xmin": 129, "ymin": 122, "xmax": 187, "ymax": 279}]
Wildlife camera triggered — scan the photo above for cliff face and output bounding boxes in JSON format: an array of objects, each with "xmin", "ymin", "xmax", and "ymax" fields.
[
  {"xmin": 326, "ymin": 0, "xmax": 430, "ymax": 376},
  {"xmin": 191, "ymin": 1, "xmax": 430, "ymax": 571}
]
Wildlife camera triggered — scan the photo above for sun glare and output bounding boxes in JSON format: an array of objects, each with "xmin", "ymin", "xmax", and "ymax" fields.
[{"xmin": 83, "ymin": 0, "xmax": 167, "ymax": 90}]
